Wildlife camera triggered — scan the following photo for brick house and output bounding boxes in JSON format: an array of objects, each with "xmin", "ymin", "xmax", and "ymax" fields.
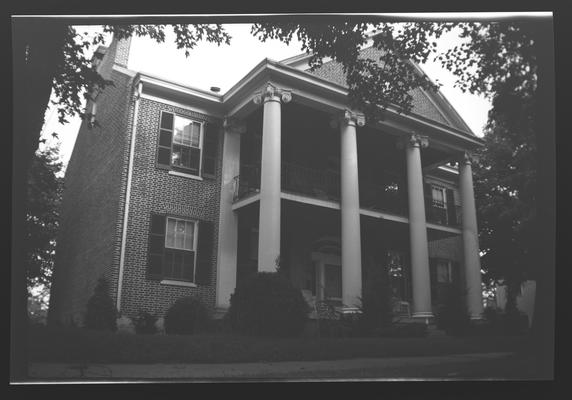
[{"xmin": 48, "ymin": 35, "xmax": 485, "ymax": 327}]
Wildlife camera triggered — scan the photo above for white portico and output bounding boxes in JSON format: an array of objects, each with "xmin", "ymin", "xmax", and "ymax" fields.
[{"xmin": 213, "ymin": 58, "xmax": 484, "ymax": 321}]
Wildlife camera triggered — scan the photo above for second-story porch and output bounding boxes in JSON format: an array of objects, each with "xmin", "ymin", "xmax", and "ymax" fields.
[{"xmin": 232, "ymin": 102, "xmax": 462, "ymax": 229}]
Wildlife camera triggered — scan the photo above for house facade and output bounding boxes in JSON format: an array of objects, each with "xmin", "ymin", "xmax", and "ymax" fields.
[{"xmin": 48, "ymin": 35, "xmax": 485, "ymax": 327}]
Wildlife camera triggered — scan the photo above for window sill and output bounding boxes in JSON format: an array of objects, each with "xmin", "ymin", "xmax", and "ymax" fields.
[
  {"xmin": 160, "ymin": 279, "xmax": 197, "ymax": 288},
  {"xmin": 168, "ymin": 170, "xmax": 203, "ymax": 181}
]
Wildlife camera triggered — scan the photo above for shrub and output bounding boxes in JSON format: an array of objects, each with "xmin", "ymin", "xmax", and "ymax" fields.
[
  {"xmin": 85, "ymin": 278, "xmax": 117, "ymax": 331},
  {"xmin": 376, "ymin": 322, "xmax": 428, "ymax": 338},
  {"xmin": 435, "ymin": 283, "xmax": 470, "ymax": 336},
  {"xmin": 500, "ymin": 309, "xmax": 529, "ymax": 335},
  {"xmin": 134, "ymin": 311, "xmax": 158, "ymax": 335},
  {"xmin": 483, "ymin": 306, "xmax": 500, "ymax": 324},
  {"xmin": 116, "ymin": 315, "xmax": 135, "ymax": 334},
  {"xmin": 228, "ymin": 272, "xmax": 309, "ymax": 337},
  {"xmin": 164, "ymin": 296, "xmax": 210, "ymax": 335},
  {"xmin": 357, "ymin": 271, "xmax": 393, "ymax": 336},
  {"xmin": 155, "ymin": 317, "xmax": 166, "ymax": 335}
]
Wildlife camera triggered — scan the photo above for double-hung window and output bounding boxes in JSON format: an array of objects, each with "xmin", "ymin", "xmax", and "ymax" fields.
[
  {"xmin": 426, "ymin": 182, "xmax": 458, "ymax": 226},
  {"xmin": 431, "ymin": 185, "xmax": 447, "ymax": 209},
  {"xmin": 157, "ymin": 111, "xmax": 219, "ymax": 178},
  {"xmin": 148, "ymin": 214, "xmax": 214, "ymax": 285},
  {"xmin": 163, "ymin": 217, "xmax": 197, "ymax": 281}
]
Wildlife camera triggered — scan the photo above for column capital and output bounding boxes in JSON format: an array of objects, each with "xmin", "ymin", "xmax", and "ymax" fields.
[
  {"xmin": 330, "ymin": 109, "xmax": 366, "ymax": 128},
  {"xmin": 397, "ymin": 133, "xmax": 429, "ymax": 149},
  {"xmin": 460, "ymin": 151, "xmax": 479, "ymax": 165},
  {"xmin": 223, "ymin": 117, "xmax": 246, "ymax": 135},
  {"xmin": 253, "ymin": 83, "xmax": 292, "ymax": 105}
]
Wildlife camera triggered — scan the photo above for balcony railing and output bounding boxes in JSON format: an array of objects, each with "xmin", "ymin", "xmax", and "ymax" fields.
[
  {"xmin": 424, "ymin": 197, "xmax": 462, "ymax": 227},
  {"xmin": 232, "ymin": 162, "xmax": 460, "ymax": 227},
  {"xmin": 359, "ymin": 175, "xmax": 408, "ymax": 215},
  {"xmin": 282, "ymin": 162, "xmax": 340, "ymax": 201},
  {"xmin": 233, "ymin": 163, "xmax": 260, "ymax": 202}
]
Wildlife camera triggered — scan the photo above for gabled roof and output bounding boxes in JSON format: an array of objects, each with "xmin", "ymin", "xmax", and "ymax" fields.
[{"xmin": 282, "ymin": 46, "xmax": 475, "ymax": 136}]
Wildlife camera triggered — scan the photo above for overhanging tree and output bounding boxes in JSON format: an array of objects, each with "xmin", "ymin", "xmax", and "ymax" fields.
[{"xmin": 25, "ymin": 145, "xmax": 64, "ymax": 293}]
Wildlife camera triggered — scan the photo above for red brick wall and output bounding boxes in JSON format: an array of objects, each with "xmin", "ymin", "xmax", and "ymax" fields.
[
  {"xmin": 117, "ymin": 97, "xmax": 223, "ymax": 319},
  {"xmin": 49, "ymin": 67, "xmax": 136, "ymax": 326}
]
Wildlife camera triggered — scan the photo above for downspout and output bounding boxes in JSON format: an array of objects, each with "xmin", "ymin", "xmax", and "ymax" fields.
[{"xmin": 116, "ymin": 76, "xmax": 142, "ymax": 312}]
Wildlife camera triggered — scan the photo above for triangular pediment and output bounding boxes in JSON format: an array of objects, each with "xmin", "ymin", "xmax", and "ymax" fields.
[{"xmin": 283, "ymin": 46, "xmax": 474, "ymax": 135}]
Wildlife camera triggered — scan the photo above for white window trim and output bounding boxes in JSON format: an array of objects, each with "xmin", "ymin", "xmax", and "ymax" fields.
[
  {"xmin": 160, "ymin": 279, "xmax": 198, "ymax": 288},
  {"xmin": 168, "ymin": 170, "xmax": 204, "ymax": 181},
  {"xmin": 164, "ymin": 216, "xmax": 199, "ymax": 282},
  {"xmin": 162, "ymin": 111, "xmax": 205, "ymax": 177}
]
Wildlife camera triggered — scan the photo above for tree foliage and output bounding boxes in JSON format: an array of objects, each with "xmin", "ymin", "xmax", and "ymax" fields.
[
  {"xmin": 52, "ymin": 24, "xmax": 231, "ymax": 127},
  {"xmin": 25, "ymin": 145, "xmax": 64, "ymax": 291}
]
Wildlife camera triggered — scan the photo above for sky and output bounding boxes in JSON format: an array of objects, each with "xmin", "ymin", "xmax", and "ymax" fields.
[{"xmin": 39, "ymin": 23, "xmax": 492, "ymax": 170}]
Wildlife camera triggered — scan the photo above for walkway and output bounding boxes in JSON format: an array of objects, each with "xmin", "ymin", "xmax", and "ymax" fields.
[{"xmin": 26, "ymin": 352, "xmax": 538, "ymax": 381}]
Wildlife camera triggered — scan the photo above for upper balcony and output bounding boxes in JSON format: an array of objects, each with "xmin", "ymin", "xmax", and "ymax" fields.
[{"xmin": 232, "ymin": 162, "xmax": 461, "ymax": 228}]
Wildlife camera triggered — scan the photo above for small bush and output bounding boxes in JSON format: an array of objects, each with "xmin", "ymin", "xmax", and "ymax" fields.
[
  {"xmin": 228, "ymin": 272, "xmax": 309, "ymax": 337},
  {"xmin": 134, "ymin": 311, "xmax": 158, "ymax": 335},
  {"xmin": 116, "ymin": 315, "xmax": 135, "ymax": 334},
  {"xmin": 376, "ymin": 322, "xmax": 428, "ymax": 338},
  {"xmin": 155, "ymin": 317, "xmax": 166, "ymax": 335},
  {"xmin": 436, "ymin": 284, "xmax": 470, "ymax": 336},
  {"xmin": 164, "ymin": 296, "xmax": 210, "ymax": 335},
  {"xmin": 500, "ymin": 310, "xmax": 529, "ymax": 335},
  {"xmin": 483, "ymin": 306, "xmax": 500, "ymax": 324},
  {"xmin": 85, "ymin": 278, "xmax": 117, "ymax": 332}
]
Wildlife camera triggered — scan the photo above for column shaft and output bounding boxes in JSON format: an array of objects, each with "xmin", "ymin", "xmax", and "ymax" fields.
[
  {"xmin": 340, "ymin": 117, "xmax": 363, "ymax": 308},
  {"xmin": 257, "ymin": 97, "xmax": 282, "ymax": 272},
  {"xmin": 459, "ymin": 157, "xmax": 484, "ymax": 319},
  {"xmin": 404, "ymin": 136, "xmax": 433, "ymax": 319},
  {"xmin": 215, "ymin": 121, "xmax": 242, "ymax": 309}
]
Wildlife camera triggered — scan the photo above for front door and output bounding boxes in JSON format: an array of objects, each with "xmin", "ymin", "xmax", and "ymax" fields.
[{"xmin": 311, "ymin": 252, "xmax": 342, "ymax": 305}]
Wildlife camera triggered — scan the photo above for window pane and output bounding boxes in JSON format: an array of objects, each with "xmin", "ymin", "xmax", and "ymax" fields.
[
  {"xmin": 175, "ymin": 220, "xmax": 186, "ymax": 249},
  {"xmin": 190, "ymin": 147, "xmax": 201, "ymax": 172},
  {"xmin": 171, "ymin": 146, "xmax": 182, "ymax": 167},
  {"xmin": 432, "ymin": 187, "xmax": 444, "ymax": 203},
  {"xmin": 173, "ymin": 115, "xmax": 193, "ymax": 146},
  {"xmin": 184, "ymin": 221, "xmax": 195, "ymax": 250},
  {"xmin": 181, "ymin": 124, "xmax": 192, "ymax": 146},
  {"xmin": 191, "ymin": 122, "xmax": 201, "ymax": 147},
  {"xmin": 164, "ymin": 251, "xmax": 174, "ymax": 277},
  {"xmin": 173, "ymin": 125, "xmax": 183, "ymax": 145},
  {"xmin": 181, "ymin": 147, "xmax": 191, "ymax": 169},
  {"xmin": 183, "ymin": 251, "xmax": 195, "ymax": 280},
  {"xmin": 166, "ymin": 218, "xmax": 176, "ymax": 248}
]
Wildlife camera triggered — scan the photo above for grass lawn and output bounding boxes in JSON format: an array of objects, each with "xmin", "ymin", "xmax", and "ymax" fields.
[{"xmin": 28, "ymin": 325, "xmax": 528, "ymax": 364}]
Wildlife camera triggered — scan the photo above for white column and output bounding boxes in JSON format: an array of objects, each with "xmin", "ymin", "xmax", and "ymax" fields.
[
  {"xmin": 402, "ymin": 134, "xmax": 433, "ymax": 320},
  {"xmin": 253, "ymin": 84, "xmax": 292, "ymax": 272},
  {"xmin": 215, "ymin": 118, "xmax": 245, "ymax": 309},
  {"xmin": 339, "ymin": 110, "xmax": 365, "ymax": 308},
  {"xmin": 459, "ymin": 152, "xmax": 484, "ymax": 320}
]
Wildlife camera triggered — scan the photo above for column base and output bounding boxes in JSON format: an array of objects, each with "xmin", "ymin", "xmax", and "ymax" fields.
[
  {"xmin": 212, "ymin": 307, "xmax": 229, "ymax": 320},
  {"xmin": 411, "ymin": 312, "xmax": 435, "ymax": 325},
  {"xmin": 469, "ymin": 314, "xmax": 486, "ymax": 323}
]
